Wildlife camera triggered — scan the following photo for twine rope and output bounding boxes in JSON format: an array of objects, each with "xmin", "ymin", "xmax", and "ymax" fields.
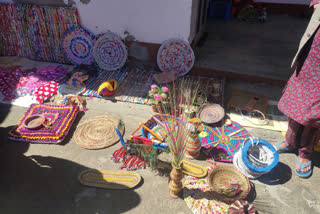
[{"xmin": 233, "ymin": 137, "xmax": 275, "ymax": 179}]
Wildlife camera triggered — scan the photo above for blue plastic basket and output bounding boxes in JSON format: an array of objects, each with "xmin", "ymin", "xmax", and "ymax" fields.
[{"xmin": 208, "ymin": 0, "xmax": 232, "ymax": 20}]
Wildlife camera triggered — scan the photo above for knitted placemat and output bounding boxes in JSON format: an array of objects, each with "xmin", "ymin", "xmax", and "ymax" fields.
[
  {"xmin": 74, "ymin": 116, "xmax": 125, "ymax": 149},
  {"xmin": 157, "ymin": 38, "xmax": 195, "ymax": 76},
  {"xmin": 93, "ymin": 32, "xmax": 127, "ymax": 71},
  {"xmin": 61, "ymin": 27, "xmax": 95, "ymax": 65},
  {"xmin": 78, "ymin": 169, "xmax": 141, "ymax": 189}
]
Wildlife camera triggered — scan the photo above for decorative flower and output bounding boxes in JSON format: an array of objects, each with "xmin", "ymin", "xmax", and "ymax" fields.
[
  {"xmin": 161, "ymin": 93, "xmax": 167, "ymax": 99},
  {"xmin": 162, "ymin": 87, "xmax": 168, "ymax": 93},
  {"xmin": 150, "ymin": 89, "xmax": 155, "ymax": 93},
  {"xmin": 154, "ymin": 94, "xmax": 162, "ymax": 102},
  {"xmin": 151, "ymin": 84, "xmax": 158, "ymax": 89}
]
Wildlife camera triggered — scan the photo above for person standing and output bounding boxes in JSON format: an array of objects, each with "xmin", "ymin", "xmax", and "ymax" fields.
[{"xmin": 275, "ymin": 1, "xmax": 320, "ymax": 178}]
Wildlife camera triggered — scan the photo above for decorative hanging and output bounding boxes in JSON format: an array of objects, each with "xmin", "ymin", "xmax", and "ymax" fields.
[
  {"xmin": 93, "ymin": 32, "xmax": 128, "ymax": 71},
  {"xmin": 157, "ymin": 38, "xmax": 195, "ymax": 76},
  {"xmin": 61, "ymin": 27, "xmax": 95, "ymax": 65}
]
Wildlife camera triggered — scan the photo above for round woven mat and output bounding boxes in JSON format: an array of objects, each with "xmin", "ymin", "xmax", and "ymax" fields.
[
  {"xmin": 75, "ymin": 116, "xmax": 125, "ymax": 149},
  {"xmin": 157, "ymin": 38, "xmax": 195, "ymax": 76},
  {"xmin": 93, "ymin": 32, "xmax": 127, "ymax": 71},
  {"xmin": 61, "ymin": 28, "xmax": 95, "ymax": 65},
  {"xmin": 207, "ymin": 165, "xmax": 250, "ymax": 202},
  {"xmin": 199, "ymin": 103, "xmax": 225, "ymax": 124}
]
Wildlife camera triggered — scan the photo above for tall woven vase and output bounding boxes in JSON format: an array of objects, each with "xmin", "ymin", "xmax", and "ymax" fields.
[
  {"xmin": 185, "ymin": 133, "xmax": 201, "ymax": 159},
  {"xmin": 169, "ymin": 164, "xmax": 184, "ymax": 198}
]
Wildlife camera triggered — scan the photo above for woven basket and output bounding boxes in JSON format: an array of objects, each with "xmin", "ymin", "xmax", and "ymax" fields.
[
  {"xmin": 207, "ymin": 165, "xmax": 250, "ymax": 203},
  {"xmin": 74, "ymin": 116, "xmax": 124, "ymax": 149},
  {"xmin": 198, "ymin": 103, "xmax": 225, "ymax": 124}
]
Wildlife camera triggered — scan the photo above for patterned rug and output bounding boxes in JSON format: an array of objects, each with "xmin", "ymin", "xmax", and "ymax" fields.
[{"xmin": 82, "ymin": 66, "xmax": 225, "ymax": 106}]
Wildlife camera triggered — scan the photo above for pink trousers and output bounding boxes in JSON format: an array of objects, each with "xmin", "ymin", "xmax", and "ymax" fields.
[{"xmin": 285, "ymin": 117, "xmax": 320, "ymax": 158}]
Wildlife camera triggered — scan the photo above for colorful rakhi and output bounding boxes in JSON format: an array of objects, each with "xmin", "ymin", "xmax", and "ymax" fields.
[
  {"xmin": 157, "ymin": 38, "xmax": 195, "ymax": 76},
  {"xmin": 61, "ymin": 27, "xmax": 95, "ymax": 65},
  {"xmin": 93, "ymin": 32, "xmax": 127, "ymax": 71}
]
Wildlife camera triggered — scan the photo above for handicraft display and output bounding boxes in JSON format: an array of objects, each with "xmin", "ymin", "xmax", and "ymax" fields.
[
  {"xmin": 61, "ymin": 28, "xmax": 95, "ymax": 65},
  {"xmin": 8, "ymin": 104, "xmax": 79, "ymax": 144},
  {"xmin": 157, "ymin": 38, "xmax": 195, "ymax": 76},
  {"xmin": 93, "ymin": 32, "xmax": 128, "ymax": 71}
]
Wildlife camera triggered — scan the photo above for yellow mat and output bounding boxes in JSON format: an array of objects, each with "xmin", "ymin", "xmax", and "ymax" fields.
[
  {"xmin": 182, "ymin": 160, "xmax": 207, "ymax": 178},
  {"xmin": 78, "ymin": 169, "xmax": 141, "ymax": 189}
]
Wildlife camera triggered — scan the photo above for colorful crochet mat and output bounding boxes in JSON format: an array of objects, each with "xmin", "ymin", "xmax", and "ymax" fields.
[
  {"xmin": 61, "ymin": 28, "xmax": 95, "ymax": 65},
  {"xmin": 157, "ymin": 38, "xmax": 195, "ymax": 76},
  {"xmin": 8, "ymin": 104, "xmax": 79, "ymax": 144},
  {"xmin": 0, "ymin": 3, "xmax": 80, "ymax": 63},
  {"xmin": 183, "ymin": 175, "xmax": 229, "ymax": 214},
  {"xmin": 82, "ymin": 67, "xmax": 225, "ymax": 105},
  {"xmin": 93, "ymin": 32, "xmax": 128, "ymax": 71},
  {"xmin": 200, "ymin": 121, "xmax": 250, "ymax": 162}
]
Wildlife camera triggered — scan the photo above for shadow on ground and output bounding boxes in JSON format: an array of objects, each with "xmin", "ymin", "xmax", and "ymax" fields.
[
  {"xmin": 0, "ymin": 141, "xmax": 141, "ymax": 214},
  {"xmin": 258, "ymin": 162, "xmax": 292, "ymax": 185}
]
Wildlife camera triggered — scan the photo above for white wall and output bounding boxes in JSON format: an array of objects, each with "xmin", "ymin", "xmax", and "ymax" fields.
[
  {"xmin": 71, "ymin": 0, "xmax": 194, "ymax": 44},
  {"xmin": 0, "ymin": 0, "xmax": 194, "ymax": 44}
]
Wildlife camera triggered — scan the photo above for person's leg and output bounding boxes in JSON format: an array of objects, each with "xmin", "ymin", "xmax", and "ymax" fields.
[
  {"xmin": 275, "ymin": 117, "xmax": 301, "ymax": 150},
  {"xmin": 296, "ymin": 126, "xmax": 319, "ymax": 173}
]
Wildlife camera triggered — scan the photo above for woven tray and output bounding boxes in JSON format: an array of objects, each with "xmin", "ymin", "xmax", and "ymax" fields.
[
  {"xmin": 74, "ymin": 116, "xmax": 125, "ymax": 149},
  {"xmin": 79, "ymin": 169, "xmax": 141, "ymax": 189},
  {"xmin": 181, "ymin": 160, "xmax": 207, "ymax": 178}
]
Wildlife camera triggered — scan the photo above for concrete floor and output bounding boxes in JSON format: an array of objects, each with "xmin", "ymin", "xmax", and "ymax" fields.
[
  {"xmin": 0, "ymin": 80, "xmax": 320, "ymax": 213},
  {"xmin": 195, "ymin": 15, "xmax": 309, "ymax": 81}
]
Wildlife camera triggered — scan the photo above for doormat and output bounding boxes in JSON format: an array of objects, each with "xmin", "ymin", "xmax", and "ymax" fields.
[
  {"xmin": 82, "ymin": 66, "xmax": 225, "ymax": 106},
  {"xmin": 227, "ymin": 100, "xmax": 288, "ymax": 132}
]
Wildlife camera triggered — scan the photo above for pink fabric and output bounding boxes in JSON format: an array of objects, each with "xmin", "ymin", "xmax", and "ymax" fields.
[
  {"xmin": 310, "ymin": 0, "xmax": 320, "ymax": 7},
  {"xmin": 17, "ymin": 75, "xmax": 47, "ymax": 96},
  {"xmin": 33, "ymin": 81, "xmax": 59, "ymax": 104},
  {"xmin": 278, "ymin": 27, "xmax": 320, "ymax": 128},
  {"xmin": 0, "ymin": 67, "xmax": 34, "ymax": 101},
  {"xmin": 285, "ymin": 118, "xmax": 320, "ymax": 158}
]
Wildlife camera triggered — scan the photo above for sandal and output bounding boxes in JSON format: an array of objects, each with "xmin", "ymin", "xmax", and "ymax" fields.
[
  {"xmin": 274, "ymin": 141, "xmax": 296, "ymax": 153},
  {"xmin": 295, "ymin": 157, "xmax": 312, "ymax": 178}
]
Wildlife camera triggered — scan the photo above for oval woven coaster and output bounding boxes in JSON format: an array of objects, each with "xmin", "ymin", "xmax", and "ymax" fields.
[{"xmin": 74, "ymin": 116, "xmax": 125, "ymax": 149}]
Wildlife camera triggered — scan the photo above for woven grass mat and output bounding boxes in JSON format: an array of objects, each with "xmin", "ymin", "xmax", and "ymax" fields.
[
  {"xmin": 79, "ymin": 169, "xmax": 141, "ymax": 189},
  {"xmin": 182, "ymin": 160, "xmax": 207, "ymax": 178},
  {"xmin": 74, "ymin": 116, "xmax": 124, "ymax": 149}
]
